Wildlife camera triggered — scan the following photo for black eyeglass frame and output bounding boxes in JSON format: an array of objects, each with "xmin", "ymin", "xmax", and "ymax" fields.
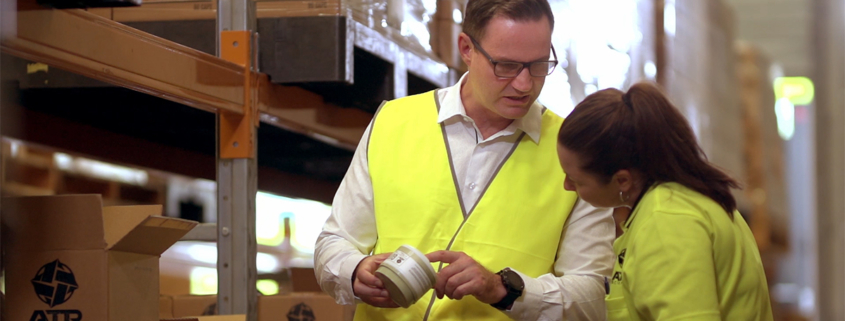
[{"xmin": 468, "ymin": 35, "xmax": 559, "ymax": 78}]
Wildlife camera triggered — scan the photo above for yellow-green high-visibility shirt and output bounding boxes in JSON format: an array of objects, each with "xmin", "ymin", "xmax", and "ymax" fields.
[
  {"xmin": 606, "ymin": 182, "xmax": 773, "ymax": 321},
  {"xmin": 359, "ymin": 90, "xmax": 578, "ymax": 321}
]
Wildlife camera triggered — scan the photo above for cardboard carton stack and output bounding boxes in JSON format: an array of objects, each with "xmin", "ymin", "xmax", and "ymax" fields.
[
  {"xmin": 158, "ymin": 268, "xmax": 354, "ymax": 321},
  {"xmin": 430, "ymin": 0, "xmax": 464, "ymax": 71},
  {"xmin": 172, "ymin": 294, "xmax": 219, "ymax": 317},
  {"xmin": 2, "ymin": 194, "xmax": 196, "ymax": 321},
  {"xmin": 259, "ymin": 293, "xmax": 355, "ymax": 321},
  {"xmin": 162, "ymin": 316, "xmax": 245, "ymax": 321},
  {"xmin": 161, "ymin": 293, "xmax": 354, "ymax": 321}
]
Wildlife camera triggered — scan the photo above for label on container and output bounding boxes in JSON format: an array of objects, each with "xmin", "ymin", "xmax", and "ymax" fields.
[{"xmin": 385, "ymin": 250, "xmax": 433, "ymax": 295}]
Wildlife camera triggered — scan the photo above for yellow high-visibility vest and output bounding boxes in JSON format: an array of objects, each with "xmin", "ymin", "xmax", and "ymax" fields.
[{"xmin": 358, "ymin": 91, "xmax": 578, "ymax": 321}]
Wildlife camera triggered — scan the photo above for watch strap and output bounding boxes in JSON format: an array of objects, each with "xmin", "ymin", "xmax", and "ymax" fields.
[{"xmin": 491, "ymin": 269, "xmax": 523, "ymax": 310}]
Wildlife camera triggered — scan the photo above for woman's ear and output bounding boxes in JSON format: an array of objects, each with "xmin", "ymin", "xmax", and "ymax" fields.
[{"xmin": 613, "ymin": 169, "xmax": 633, "ymax": 192}]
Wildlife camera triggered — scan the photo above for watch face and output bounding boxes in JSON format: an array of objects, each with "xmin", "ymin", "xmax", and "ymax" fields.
[{"xmin": 503, "ymin": 269, "xmax": 525, "ymax": 292}]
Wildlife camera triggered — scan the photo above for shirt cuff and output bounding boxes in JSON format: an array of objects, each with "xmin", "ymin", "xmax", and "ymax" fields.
[
  {"xmin": 338, "ymin": 252, "xmax": 368, "ymax": 304},
  {"xmin": 503, "ymin": 269, "xmax": 542, "ymax": 321}
]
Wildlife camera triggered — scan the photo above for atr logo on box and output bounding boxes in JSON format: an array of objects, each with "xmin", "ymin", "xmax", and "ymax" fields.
[
  {"xmin": 287, "ymin": 302, "xmax": 316, "ymax": 321},
  {"xmin": 30, "ymin": 259, "xmax": 83, "ymax": 321},
  {"xmin": 32, "ymin": 259, "xmax": 79, "ymax": 307}
]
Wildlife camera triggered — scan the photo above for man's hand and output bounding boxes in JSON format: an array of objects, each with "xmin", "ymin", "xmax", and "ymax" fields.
[
  {"xmin": 353, "ymin": 253, "xmax": 399, "ymax": 308},
  {"xmin": 426, "ymin": 250, "xmax": 507, "ymax": 303}
]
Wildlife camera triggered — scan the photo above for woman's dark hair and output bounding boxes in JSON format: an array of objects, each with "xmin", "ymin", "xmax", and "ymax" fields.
[{"xmin": 557, "ymin": 82, "xmax": 740, "ymax": 214}]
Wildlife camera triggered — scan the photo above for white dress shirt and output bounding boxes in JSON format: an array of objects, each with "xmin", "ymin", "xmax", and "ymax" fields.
[{"xmin": 315, "ymin": 73, "xmax": 616, "ymax": 321}]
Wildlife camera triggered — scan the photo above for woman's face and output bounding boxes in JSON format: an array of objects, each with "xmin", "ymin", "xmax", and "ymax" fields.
[{"xmin": 557, "ymin": 144, "xmax": 622, "ymax": 208}]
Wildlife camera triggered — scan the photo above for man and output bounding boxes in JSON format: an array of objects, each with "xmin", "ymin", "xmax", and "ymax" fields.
[{"xmin": 314, "ymin": 0, "xmax": 615, "ymax": 319}]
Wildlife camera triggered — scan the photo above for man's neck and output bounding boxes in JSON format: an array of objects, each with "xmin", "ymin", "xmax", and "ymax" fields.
[{"xmin": 460, "ymin": 80, "xmax": 515, "ymax": 140}]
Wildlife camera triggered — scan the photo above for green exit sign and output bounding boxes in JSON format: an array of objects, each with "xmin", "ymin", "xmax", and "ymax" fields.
[{"xmin": 774, "ymin": 77, "xmax": 814, "ymax": 105}]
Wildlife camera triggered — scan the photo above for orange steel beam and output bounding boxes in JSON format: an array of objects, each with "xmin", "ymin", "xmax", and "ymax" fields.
[
  {"xmin": 256, "ymin": 75, "xmax": 367, "ymax": 150},
  {"xmin": 2, "ymin": 3, "xmax": 245, "ymax": 113}
]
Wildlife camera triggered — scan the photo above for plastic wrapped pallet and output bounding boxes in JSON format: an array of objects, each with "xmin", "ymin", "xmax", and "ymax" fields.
[
  {"xmin": 736, "ymin": 42, "xmax": 788, "ymax": 251},
  {"xmin": 109, "ymin": 0, "xmax": 439, "ymax": 59},
  {"xmin": 664, "ymin": 0, "xmax": 743, "ymax": 193},
  {"xmin": 257, "ymin": 0, "xmax": 437, "ymax": 57}
]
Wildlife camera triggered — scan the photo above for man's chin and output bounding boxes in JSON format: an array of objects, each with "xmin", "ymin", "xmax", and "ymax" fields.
[{"xmin": 498, "ymin": 104, "xmax": 532, "ymax": 119}]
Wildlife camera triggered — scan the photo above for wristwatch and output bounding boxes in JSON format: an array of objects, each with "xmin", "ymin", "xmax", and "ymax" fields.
[{"xmin": 491, "ymin": 268, "xmax": 524, "ymax": 310}]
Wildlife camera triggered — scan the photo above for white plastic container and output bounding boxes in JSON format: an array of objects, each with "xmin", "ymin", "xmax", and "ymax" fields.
[{"xmin": 375, "ymin": 244, "xmax": 438, "ymax": 308}]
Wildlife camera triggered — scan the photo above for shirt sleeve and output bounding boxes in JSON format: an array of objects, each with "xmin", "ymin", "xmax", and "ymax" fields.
[
  {"xmin": 313, "ymin": 122, "xmax": 375, "ymax": 305},
  {"xmin": 505, "ymin": 199, "xmax": 616, "ymax": 321},
  {"xmin": 625, "ymin": 211, "xmax": 721, "ymax": 321}
]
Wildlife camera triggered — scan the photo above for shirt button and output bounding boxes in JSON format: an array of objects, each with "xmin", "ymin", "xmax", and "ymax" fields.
[{"xmin": 469, "ymin": 183, "xmax": 477, "ymax": 190}]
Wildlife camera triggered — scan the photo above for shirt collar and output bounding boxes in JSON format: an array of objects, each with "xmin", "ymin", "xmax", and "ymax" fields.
[{"xmin": 436, "ymin": 72, "xmax": 543, "ymax": 144}]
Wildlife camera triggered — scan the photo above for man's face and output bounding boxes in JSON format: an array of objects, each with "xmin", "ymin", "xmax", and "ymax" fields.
[{"xmin": 465, "ymin": 15, "xmax": 553, "ymax": 120}]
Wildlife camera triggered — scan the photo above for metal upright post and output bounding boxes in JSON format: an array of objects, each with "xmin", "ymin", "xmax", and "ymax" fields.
[
  {"xmin": 394, "ymin": 49, "xmax": 407, "ymax": 98},
  {"xmin": 217, "ymin": 0, "xmax": 256, "ymax": 55},
  {"xmin": 216, "ymin": 0, "xmax": 258, "ymax": 318},
  {"xmin": 216, "ymin": 153, "xmax": 258, "ymax": 319}
]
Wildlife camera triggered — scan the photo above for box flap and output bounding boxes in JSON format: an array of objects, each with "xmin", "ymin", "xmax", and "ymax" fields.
[
  {"xmin": 2, "ymin": 195, "xmax": 106, "ymax": 251},
  {"xmin": 103, "ymin": 205, "xmax": 163, "ymax": 248},
  {"xmin": 171, "ymin": 294, "xmax": 217, "ymax": 317},
  {"xmin": 160, "ymin": 296, "xmax": 175, "ymax": 319},
  {"xmin": 107, "ymin": 208, "xmax": 197, "ymax": 255},
  {"xmin": 108, "ymin": 251, "xmax": 160, "ymax": 320}
]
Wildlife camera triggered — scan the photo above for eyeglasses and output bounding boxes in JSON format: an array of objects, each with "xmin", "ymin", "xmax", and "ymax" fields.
[{"xmin": 469, "ymin": 36, "xmax": 558, "ymax": 78}]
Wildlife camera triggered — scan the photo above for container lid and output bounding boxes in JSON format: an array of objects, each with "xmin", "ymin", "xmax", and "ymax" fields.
[{"xmin": 375, "ymin": 264, "xmax": 414, "ymax": 308}]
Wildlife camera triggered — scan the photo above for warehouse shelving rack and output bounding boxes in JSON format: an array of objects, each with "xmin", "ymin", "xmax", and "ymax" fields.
[{"xmin": 0, "ymin": 0, "xmax": 457, "ymax": 319}]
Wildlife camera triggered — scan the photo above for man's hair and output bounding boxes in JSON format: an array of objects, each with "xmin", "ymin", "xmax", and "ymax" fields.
[{"xmin": 462, "ymin": 0, "xmax": 555, "ymax": 42}]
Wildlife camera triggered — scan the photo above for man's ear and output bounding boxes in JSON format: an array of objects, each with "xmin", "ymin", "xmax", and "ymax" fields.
[{"xmin": 459, "ymin": 32, "xmax": 473, "ymax": 67}]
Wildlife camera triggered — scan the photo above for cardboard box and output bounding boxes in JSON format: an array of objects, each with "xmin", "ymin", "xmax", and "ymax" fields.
[
  {"xmin": 257, "ymin": 0, "xmax": 343, "ymax": 18},
  {"xmin": 289, "ymin": 267, "xmax": 322, "ymax": 292},
  {"xmin": 432, "ymin": 18, "xmax": 464, "ymax": 70},
  {"xmin": 161, "ymin": 296, "xmax": 175, "ymax": 319},
  {"xmin": 160, "ymin": 267, "xmax": 192, "ymax": 296},
  {"xmin": 435, "ymin": 0, "xmax": 462, "ymax": 21},
  {"xmin": 258, "ymin": 293, "xmax": 355, "ymax": 321},
  {"xmin": 2, "ymin": 194, "xmax": 196, "ymax": 321},
  {"xmin": 87, "ymin": 8, "xmax": 113, "ymax": 19},
  {"xmin": 113, "ymin": 1, "xmax": 216, "ymax": 22},
  {"xmin": 172, "ymin": 294, "xmax": 218, "ymax": 317},
  {"xmin": 163, "ymin": 316, "xmax": 245, "ymax": 321}
]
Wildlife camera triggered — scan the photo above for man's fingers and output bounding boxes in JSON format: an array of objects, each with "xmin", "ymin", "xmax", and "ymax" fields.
[
  {"xmin": 451, "ymin": 282, "xmax": 479, "ymax": 301},
  {"xmin": 434, "ymin": 267, "xmax": 457, "ymax": 298},
  {"xmin": 443, "ymin": 270, "xmax": 474, "ymax": 298},
  {"xmin": 357, "ymin": 268, "xmax": 384, "ymax": 288},
  {"xmin": 426, "ymin": 250, "xmax": 463, "ymax": 264},
  {"xmin": 434, "ymin": 256, "xmax": 469, "ymax": 296},
  {"xmin": 353, "ymin": 253, "xmax": 407, "ymax": 308},
  {"xmin": 363, "ymin": 296, "xmax": 400, "ymax": 308},
  {"xmin": 357, "ymin": 255, "xmax": 391, "ymax": 288},
  {"xmin": 370, "ymin": 252, "xmax": 392, "ymax": 265},
  {"xmin": 354, "ymin": 281, "xmax": 389, "ymax": 298}
]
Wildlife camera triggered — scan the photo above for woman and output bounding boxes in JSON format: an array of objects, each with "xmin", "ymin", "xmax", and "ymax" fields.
[{"xmin": 557, "ymin": 82, "xmax": 773, "ymax": 321}]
